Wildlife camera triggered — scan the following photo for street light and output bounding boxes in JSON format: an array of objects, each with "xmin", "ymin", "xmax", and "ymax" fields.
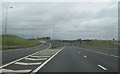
[{"xmin": 4, "ymin": 6, "xmax": 13, "ymax": 47}]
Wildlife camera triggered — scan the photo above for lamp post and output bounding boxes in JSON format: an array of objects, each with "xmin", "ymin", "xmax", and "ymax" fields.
[{"xmin": 4, "ymin": 6, "xmax": 13, "ymax": 47}]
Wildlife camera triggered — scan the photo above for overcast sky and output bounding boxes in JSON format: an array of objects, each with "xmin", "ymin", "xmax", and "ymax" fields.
[{"xmin": 2, "ymin": 2, "xmax": 118, "ymax": 40}]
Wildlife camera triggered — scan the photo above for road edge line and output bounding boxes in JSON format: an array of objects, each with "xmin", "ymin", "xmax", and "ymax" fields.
[{"xmin": 83, "ymin": 48, "xmax": 120, "ymax": 58}]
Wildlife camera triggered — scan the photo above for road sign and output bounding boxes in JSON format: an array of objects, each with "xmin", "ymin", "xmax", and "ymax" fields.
[
  {"xmin": 53, "ymin": 41, "xmax": 58, "ymax": 44},
  {"xmin": 29, "ymin": 39, "xmax": 33, "ymax": 40}
]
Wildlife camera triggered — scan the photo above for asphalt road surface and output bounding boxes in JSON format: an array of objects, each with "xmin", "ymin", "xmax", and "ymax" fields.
[
  {"xmin": 39, "ymin": 46, "xmax": 118, "ymax": 72},
  {"xmin": 0, "ymin": 44, "xmax": 119, "ymax": 73}
]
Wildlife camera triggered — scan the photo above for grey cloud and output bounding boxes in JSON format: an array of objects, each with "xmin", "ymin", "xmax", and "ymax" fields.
[{"xmin": 2, "ymin": 2, "xmax": 118, "ymax": 40}]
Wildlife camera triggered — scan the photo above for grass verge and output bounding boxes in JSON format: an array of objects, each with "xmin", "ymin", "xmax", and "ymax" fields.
[
  {"xmin": 1, "ymin": 35, "xmax": 41, "ymax": 50},
  {"xmin": 73, "ymin": 40, "xmax": 119, "ymax": 56}
]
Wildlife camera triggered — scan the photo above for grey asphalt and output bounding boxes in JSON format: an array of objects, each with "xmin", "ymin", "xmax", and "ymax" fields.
[
  {"xmin": 38, "ymin": 45, "xmax": 118, "ymax": 72},
  {"xmin": 2, "ymin": 43, "xmax": 50, "ymax": 65}
]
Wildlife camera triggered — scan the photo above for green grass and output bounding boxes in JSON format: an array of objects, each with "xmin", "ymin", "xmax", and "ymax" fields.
[
  {"xmin": 47, "ymin": 40, "xmax": 63, "ymax": 48},
  {"xmin": 0, "ymin": 36, "xmax": 2, "ymax": 50},
  {"xmin": 76, "ymin": 40, "xmax": 117, "ymax": 48},
  {"xmin": 2, "ymin": 35, "xmax": 41, "ymax": 50}
]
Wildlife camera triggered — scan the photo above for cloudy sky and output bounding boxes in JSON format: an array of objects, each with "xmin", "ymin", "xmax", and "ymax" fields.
[{"xmin": 2, "ymin": 2, "xmax": 118, "ymax": 40}]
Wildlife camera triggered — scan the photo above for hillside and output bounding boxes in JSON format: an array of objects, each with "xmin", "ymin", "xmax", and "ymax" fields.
[{"xmin": 1, "ymin": 35, "xmax": 41, "ymax": 50}]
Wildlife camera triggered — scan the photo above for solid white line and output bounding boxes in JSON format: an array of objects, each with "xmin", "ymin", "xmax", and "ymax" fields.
[
  {"xmin": 48, "ymin": 43, "xmax": 51, "ymax": 49},
  {"xmin": 25, "ymin": 57, "xmax": 47, "ymax": 61},
  {"xmin": 1, "ymin": 69, "xmax": 32, "ymax": 73},
  {"xmin": 98, "ymin": 65, "xmax": 107, "ymax": 70},
  {"xmin": 0, "ymin": 43, "xmax": 51, "ymax": 68},
  {"xmin": 15, "ymin": 62, "xmax": 41, "ymax": 65},
  {"xmin": 30, "ymin": 56, "xmax": 50, "ymax": 58},
  {"xmin": 31, "ymin": 46, "xmax": 66, "ymax": 74}
]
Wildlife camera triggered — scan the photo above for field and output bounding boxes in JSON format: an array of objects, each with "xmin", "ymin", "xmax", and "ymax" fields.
[
  {"xmin": 79, "ymin": 40, "xmax": 117, "ymax": 48},
  {"xmin": 73, "ymin": 40, "xmax": 118, "ymax": 56},
  {"xmin": 1, "ymin": 35, "xmax": 41, "ymax": 50}
]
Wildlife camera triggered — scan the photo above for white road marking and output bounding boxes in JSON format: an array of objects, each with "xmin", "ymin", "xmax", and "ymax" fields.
[
  {"xmin": 15, "ymin": 62, "xmax": 41, "ymax": 65},
  {"xmin": 25, "ymin": 57, "xmax": 47, "ymax": 61},
  {"xmin": 30, "ymin": 56, "xmax": 50, "ymax": 58},
  {"xmin": 98, "ymin": 65, "xmax": 107, "ymax": 70},
  {"xmin": 84, "ymin": 55, "xmax": 87, "ymax": 58},
  {"xmin": 84, "ymin": 49, "xmax": 119, "ymax": 58},
  {"xmin": 0, "ymin": 43, "xmax": 51, "ymax": 68},
  {"xmin": 96, "ymin": 51, "xmax": 119, "ymax": 58},
  {"xmin": 1, "ymin": 69, "xmax": 32, "ymax": 73},
  {"xmin": 31, "ymin": 46, "xmax": 66, "ymax": 74},
  {"xmin": 78, "ymin": 52, "xmax": 80, "ymax": 53}
]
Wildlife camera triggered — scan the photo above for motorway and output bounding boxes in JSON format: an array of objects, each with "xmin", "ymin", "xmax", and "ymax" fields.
[
  {"xmin": 0, "ymin": 43, "xmax": 119, "ymax": 73},
  {"xmin": 39, "ymin": 46, "xmax": 118, "ymax": 72}
]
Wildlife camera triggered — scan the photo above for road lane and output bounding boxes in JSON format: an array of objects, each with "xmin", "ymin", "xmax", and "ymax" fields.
[
  {"xmin": 38, "ymin": 46, "xmax": 118, "ymax": 72},
  {"xmin": 2, "ymin": 42, "xmax": 50, "ymax": 65}
]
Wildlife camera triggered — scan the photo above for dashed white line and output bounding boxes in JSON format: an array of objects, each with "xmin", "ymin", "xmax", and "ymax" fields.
[
  {"xmin": 31, "ymin": 46, "xmax": 66, "ymax": 74},
  {"xmin": 84, "ymin": 55, "xmax": 87, "ymax": 58},
  {"xmin": 98, "ymin": 65, "xmax": 107, "ymax": 70},
  {"xmin": 15, "ymin": 62, "xmax": 41, "ymax": 65},
  {"xmin": 25, "ymin": 57, "xmax": 47, "ymax": 61},
  {"xmin": 1, "ymin": 69, "xmax": 32, "ymax": 73}
]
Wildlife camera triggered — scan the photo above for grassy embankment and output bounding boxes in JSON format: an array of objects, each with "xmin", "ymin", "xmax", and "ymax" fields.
[
  {"xmin": 74, "ymin": 40, "xmax": 118, "ymax": 56},
  {"xmin": 0, "ymin": 36, "xmax": 2, "ymax": 50},
  {"xmin": 80, "ymin": 40, "xmax": 117, "ymax": 48},
  {"xmin": 1, "ymin": 35, "xmax": 41, "ymax": 50}
]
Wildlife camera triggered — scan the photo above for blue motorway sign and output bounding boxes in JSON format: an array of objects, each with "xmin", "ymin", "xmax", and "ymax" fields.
[
  {"xmin": 53, "ymin": 41, "xmax": 58, "ymax": 44},
  {"xmin": 29, "ymin": 39, "xmax": 33, "ymax": 40}
]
